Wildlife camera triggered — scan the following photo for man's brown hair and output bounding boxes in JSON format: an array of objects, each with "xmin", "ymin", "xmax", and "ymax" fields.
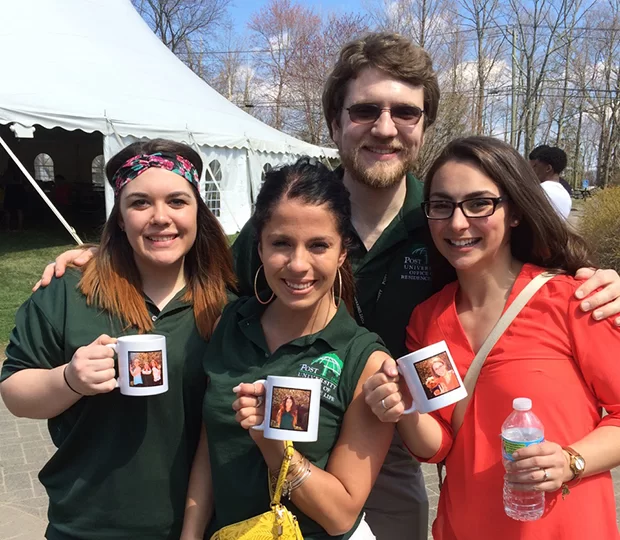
[{"xmin": 322, "ymin": 32, "xmax": 440, "ymax": 138}]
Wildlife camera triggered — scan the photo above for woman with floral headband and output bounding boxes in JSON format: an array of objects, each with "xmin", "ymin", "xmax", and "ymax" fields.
[{"xmin": 0, "ymin": 139, "xmax": 235, "ymax": 540}]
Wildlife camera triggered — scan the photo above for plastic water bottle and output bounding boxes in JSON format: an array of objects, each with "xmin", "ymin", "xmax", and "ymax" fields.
[{"xmin": 501, "ymin": 397, "xmax": 545, "ymax": 521}]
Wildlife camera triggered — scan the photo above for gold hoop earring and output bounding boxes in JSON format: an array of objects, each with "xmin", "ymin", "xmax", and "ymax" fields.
[
  {"xmin": 333, "ymin": 267, "xmax": 342, "ymax": 309},
  {"xmin": 254, "ymin": 265, "xmax": 274, "ymax": 305}
]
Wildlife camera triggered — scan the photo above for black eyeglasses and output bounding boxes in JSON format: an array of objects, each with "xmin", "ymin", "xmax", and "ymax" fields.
[
  {"xmin": 346, "ymin": 103, "xmax": 425, "ymax": 126},
  {"xmin": 422, "ymin": 197, "xmax": 508, "ymax": 220}
]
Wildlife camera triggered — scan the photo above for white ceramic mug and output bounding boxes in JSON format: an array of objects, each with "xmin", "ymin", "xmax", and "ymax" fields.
[
  {"xmin": 396, "ymin": 341, "xmax": 467, "ymax": 414},
  {"xmin": 252, "ymin": 375, "xmax": 322, "ymax": 442},
  {"xmin": 107, "ymin": 335, "xmax": 168, "ymax": 397}
]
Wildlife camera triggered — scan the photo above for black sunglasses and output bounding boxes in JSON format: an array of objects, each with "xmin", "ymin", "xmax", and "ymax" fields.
[{"xmin": 346, "ymin": 103, "xmax": 425, "ymax": 126}]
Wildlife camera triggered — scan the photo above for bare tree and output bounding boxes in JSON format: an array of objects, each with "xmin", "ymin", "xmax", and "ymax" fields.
[
  {"xmin": 458, "ymin": 0, "xmax": 505, "ymax": 134},
  {"xmin": 132, "ymin": 0, "xmax": 232, "ymax": 74},
  {"xmin": 248, "ymin": 0, "xmax": 321, "ymax": 131},
  {"xmin": 591, "ymin": 0, "xmax": 620, "ymax": 187},
  {"xmin": 286, "ymin": 13, "xmax": 369, "ymax": 144},
  {"xmin": 415, "ymin": 22, "xmax": 472, "ymax": 177},
  {"xmin": 504, "ymin": 0, "xmax": 577, "ymax": 154},
  {"xmin": 366, "ymin": 0, "xmax": 449, "ymax": 52}
]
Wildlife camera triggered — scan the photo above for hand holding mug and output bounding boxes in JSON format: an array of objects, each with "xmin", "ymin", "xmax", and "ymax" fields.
[
  {"xmin": 363, "ymin": 357, "xmax": 413, "ymax": 423},
  {"xmin": 65, "ymin": 334, "xmax": 117, "ymax": 396},
  {"xmin": 248, "ymin": 376, "xmax": 321, "ymax": 442},
  {"xmin": 106, "ymin": 335, "xmax": 168, "ymax": 396},
  {"xmin": 364, "ymin": 349, "xmax": 463, "ymax": 422},
  {"xmin": 232, "ymin": 382, "xmax": 266, "ymax": 431}
]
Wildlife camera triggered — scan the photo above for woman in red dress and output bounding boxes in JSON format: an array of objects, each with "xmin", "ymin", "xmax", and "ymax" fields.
[{"xmin": 363, "ymin": 136, "xmax": 620, "ymax": 539}]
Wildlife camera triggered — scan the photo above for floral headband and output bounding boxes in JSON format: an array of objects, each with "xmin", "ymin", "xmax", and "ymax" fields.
[{"xmin": 112, "ymin": 152, "xmax": 200, "ymax": 196}]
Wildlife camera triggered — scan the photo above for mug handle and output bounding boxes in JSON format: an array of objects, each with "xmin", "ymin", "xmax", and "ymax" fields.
[
  {"xmin": 105, "ymin": 343, "xmax": 120, "ymax": 389},
  {"xmin": 250, "ymin": 379, "xmax": 267, "ymax": 431},
  {"xmin": 396, "ymin": 365, "xmax": 417, "ymax": 415}
]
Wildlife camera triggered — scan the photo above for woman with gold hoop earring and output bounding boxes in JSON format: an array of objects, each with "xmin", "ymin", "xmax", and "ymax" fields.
[
  {"xmin": 254, "ymin": 264, "xmax": 275, "ymax": 305},
  {"xmin": 184, "ymin": 158, "xmax": 394, "ymax": 540},
  {"xmin": 333, "ymin": 267, "xmax": 342, "ymax": 309}
]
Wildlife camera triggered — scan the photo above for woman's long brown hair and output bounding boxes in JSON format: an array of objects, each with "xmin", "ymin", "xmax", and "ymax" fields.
[
  {"xmin": 79, "ymin": 139, "xmax": 236, "ymax": 339},
  {"xmin": 424, "ymin": 136, "xmax": 594, "ymax": 291}
]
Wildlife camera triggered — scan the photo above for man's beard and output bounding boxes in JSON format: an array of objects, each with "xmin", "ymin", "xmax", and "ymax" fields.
[{"xmin": 339, "ymin": 142, "xmax": 417, "ymax": 189}]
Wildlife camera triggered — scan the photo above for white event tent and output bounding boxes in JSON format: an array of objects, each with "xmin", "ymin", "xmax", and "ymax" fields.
[{"xmin": 0, "ymin": 0, "xmax": 337, "ymax": 237}]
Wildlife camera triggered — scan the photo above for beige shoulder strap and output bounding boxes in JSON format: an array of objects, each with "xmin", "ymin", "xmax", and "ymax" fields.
[{"xmin": 450, "ymin": 272, "xmax": 555, "ymax": 434}]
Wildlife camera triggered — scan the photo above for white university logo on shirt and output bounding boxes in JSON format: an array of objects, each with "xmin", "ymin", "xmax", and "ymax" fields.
[{"xmin": 401, "ymin": 245, "xmax": 431, "ymax": 281}]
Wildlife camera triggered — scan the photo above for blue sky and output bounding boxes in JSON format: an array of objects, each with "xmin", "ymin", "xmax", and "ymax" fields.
[{"xmin": 229, "ymin": 0, "xmax": 366, "ymax": 32}]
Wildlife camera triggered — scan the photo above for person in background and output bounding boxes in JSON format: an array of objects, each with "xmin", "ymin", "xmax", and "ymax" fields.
[
  {"xmin": 365, "ymin": 136, "xmax": 620, "ymax": 540},
  {"xmin": 0, "ymin": 139, "xmax": 235, "ymax": 540},
  {"xmin": 528, "ymin": 145, "xmax": 572, "ymax": 219}
]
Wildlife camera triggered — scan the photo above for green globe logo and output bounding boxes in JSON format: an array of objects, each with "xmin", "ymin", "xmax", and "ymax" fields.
[{"xmin": 311, "ymin": 353, "xmax": 343, "ymax": 385}]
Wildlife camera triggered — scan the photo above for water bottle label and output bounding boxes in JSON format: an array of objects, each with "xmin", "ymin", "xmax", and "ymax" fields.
[{"xmin": 502, "ymin": 435, "xmax": 544, "ymax": 461}]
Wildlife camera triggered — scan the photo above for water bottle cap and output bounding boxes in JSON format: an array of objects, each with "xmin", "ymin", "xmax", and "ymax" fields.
[{"xmin": 513, "ymin": 397, "xmax": 532, "ymax": 411}]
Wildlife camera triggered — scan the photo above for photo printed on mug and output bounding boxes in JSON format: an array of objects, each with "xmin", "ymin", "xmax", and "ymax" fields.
[
  {"xmin": 413, "ymin": 352, "xmax": 462, "ymax": 400},
  {"xmin": 269, "ymin": 386, "xmax": 312, "ymax": 432},
  {"xmin": 128, "ymin": 350, "xmax": 164, "ymax": 388}
]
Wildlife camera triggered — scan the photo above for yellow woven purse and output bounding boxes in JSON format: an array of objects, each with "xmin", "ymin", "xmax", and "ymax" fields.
[{"xmin": 210, "ymin": 440, "xmax": 304, "ymax": 540}]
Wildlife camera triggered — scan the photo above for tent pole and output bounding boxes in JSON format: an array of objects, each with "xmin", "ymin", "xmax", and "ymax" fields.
[{"xmin": 0, "ymin": 134, "xmax": 83, "ymax": 245}]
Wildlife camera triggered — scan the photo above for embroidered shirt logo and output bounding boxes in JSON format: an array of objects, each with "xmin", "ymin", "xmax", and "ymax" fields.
[
  {"xmin": 297, "ymin": 352, "xmax": 343, "ymax": 402},
  {"xmin": 401, "ymin": 245, "xmax": 431, "ymax": 281}
]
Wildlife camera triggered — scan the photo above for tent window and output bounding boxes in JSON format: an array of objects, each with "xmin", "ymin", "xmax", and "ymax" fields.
[
  {"xmin": 92, "ymin": 155, "xmax": 105, "ymax": 186},
  {"xmin": 206, "ymin": 160, "xmax": 222, "ymax": 217},
  {"xmin": 34, "ymin": 153, "xmax": 54, "ymax": 182}
]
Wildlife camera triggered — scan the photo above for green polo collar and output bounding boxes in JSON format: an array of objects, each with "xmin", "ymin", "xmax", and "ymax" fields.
[
  {"xmin": 236, "ymin": 296, "xmax": 356, "ymax": 352},
  {"xmin": 144, "ymin": 286, "xmax": 190, "ymax": 316}
]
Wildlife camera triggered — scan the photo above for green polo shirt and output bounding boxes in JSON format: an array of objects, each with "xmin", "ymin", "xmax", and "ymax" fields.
[
  {"xmin": 203, "ymin": 296, "xmax": 388, "ymax": 540},
  {"xmin": 1, "ymin": 270, "xmax": 206, "ymax": 540},
  {"xmin": 231, "ymin": 170, "xmax": 434, "ymax": 358}
]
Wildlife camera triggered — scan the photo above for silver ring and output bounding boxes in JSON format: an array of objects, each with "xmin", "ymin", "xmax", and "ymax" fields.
[
  {"xmin": 542, "ymin": 468, "xmax": 549, "ymax": 482},
  {"xmin": 381, "ymin": 398, "xmax": 388, "ymax": 410}
]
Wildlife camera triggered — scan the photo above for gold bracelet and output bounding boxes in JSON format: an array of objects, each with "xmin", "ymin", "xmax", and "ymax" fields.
[
  {"xmin": 287, "ymin": 462, "xmax": 312, "ymax": 497},
  {"xmin": 287, "ymin": 457, "xmax": 307, "ymax": 480}
]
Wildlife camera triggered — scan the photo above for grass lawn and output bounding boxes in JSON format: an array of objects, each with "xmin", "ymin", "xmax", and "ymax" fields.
[{"xmin": 0, "ymin": 229, "xmax": 77, "ymax": 359}]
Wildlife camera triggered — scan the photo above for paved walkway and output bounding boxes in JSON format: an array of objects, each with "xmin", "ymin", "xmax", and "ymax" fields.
[{"xmin": 0, "ymin": 394, "xmax": 618, "ymax": 539}]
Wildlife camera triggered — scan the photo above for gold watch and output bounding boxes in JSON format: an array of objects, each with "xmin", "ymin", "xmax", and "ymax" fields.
[
  {"xmin": 560, "ymin": 446, "xmax": 586, "ymax": 500},
  {"xmin": 563, "ymin": 446, "xmax": 586, "ymax": 480}
]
